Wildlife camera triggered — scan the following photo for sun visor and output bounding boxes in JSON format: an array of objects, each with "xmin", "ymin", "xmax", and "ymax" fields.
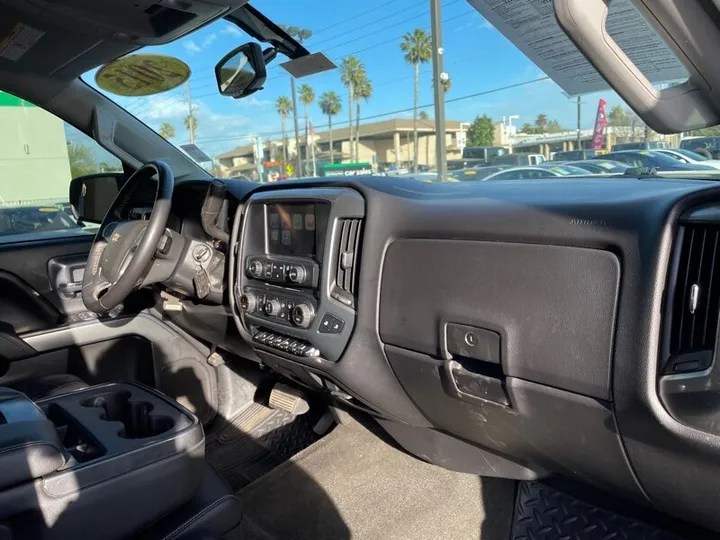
[
  {"xmin": 4, "ymin": 0, "xmax": 250, "ymax": 45},
  {"xmin": 466, "ymin": 0, "xmax": 685, "ymax": 96}
]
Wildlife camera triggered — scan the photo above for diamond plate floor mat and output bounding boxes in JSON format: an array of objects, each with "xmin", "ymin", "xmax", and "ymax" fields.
[
  {"xmin": 206, "ymin": 401, "xmax": 323, "ymax": 491},
  {"xmin": 511, "ymin": 482, "xmax": 682, "ymax": 540}
]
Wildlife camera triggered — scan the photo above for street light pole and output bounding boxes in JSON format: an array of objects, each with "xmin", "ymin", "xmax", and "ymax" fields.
[
  {"xmin": 576, "ymin": 96, "xmax": 582, "ymax": 149},
  {"xmin": 290, "ymin": 77, "xmax": 302, "ymax": 178},
  {"xmin": 430, "ymin": 0, "xmax": 447, "ymax": 180}
]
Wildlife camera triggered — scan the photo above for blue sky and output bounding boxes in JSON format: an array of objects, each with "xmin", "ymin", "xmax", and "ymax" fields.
[{"xmin": 84, "ymin": 0, "xmax": 636, "ymax": 158}]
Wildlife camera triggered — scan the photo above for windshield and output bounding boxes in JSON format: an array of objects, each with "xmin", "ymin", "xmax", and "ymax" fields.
[{"xmin": 81, "ymin": 2, "xmax": 718, "ymax": 182}]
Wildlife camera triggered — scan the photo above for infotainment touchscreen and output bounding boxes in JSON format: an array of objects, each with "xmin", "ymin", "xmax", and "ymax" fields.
[{"xmin": 266, "ymin": 203, "xmax": 317, "ymax": 257}]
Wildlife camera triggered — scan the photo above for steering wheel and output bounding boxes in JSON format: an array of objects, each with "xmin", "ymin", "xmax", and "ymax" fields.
[{"xmin": 82, "ymin": 161, "xmax": 174, "ymax": 314}]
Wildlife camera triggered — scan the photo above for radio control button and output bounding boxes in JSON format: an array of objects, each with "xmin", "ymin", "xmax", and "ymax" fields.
[
  {"xmin": 239, "ymin": 292, "xmax": 257, "ymax": 312},
  {"xmin": 248, "ymin": 260, "xmax": 264, "ymax": 277},
  {"xmin": 287, "ymin": 265, "xmax": 306, "ymax": 284},
  {"xmin": 264, "ymin": 299, "xmax": 281, "ymax": 316},
  {"xmin": 291, "ymin": 303, "xmax": 315, "ymax": 328}
]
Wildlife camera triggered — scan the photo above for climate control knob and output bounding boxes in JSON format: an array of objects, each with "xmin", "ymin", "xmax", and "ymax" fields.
[
  {"xmin": 239, "ymin": 292, "xmax": 256, "ymax": 312},
  {"xmin": 286, "ymin": 265, "xmax": 306, "ymax": 284},
  {"xmin": 263, "ymin": 299, "xmax": 281, "ymax": 317},
  {"xmin": 248, "ymin": 260, "xmax": 264, "ymax": 278},
  {"xmin": 291, "ymin": 303, "xmax": 315, "ymax": 328}
]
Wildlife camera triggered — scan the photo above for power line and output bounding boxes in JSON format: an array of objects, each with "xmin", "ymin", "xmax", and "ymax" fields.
[
  {"xmin": 127, "ymin": 3, "xmax": 471, "ymax": 115},
  {"xmin": 129, "ymin": 7, "xmax": 475, "ymax": 118},
  {"xmin": 191, "ymin": 76, "xmax": 552, "ymax": 146}
]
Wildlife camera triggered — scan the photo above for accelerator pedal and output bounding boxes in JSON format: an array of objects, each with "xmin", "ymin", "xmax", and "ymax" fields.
[{"xmin": 268, "ymin": 383, "xmax": 310, "ymax": 415}]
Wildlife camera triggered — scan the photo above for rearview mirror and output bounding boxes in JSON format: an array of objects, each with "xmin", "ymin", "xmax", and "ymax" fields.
[
  {"xmin": 215, "ymin": 43, "xmax": 267, "ymax": 99},
  {"xmin": 69, "ymin": 173, "xmax": 125, "ymax": 224}
]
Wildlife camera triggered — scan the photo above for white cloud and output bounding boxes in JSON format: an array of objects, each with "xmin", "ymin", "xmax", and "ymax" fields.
[
  {"xmin": 184, "ymin": 40, "xmax": 202, "ymax": 54},
  {"xmin": 221, "ymin": 25, "xmax": 243, "ymax": 37},
  {"xmin": 237, "ymin": 96, "xmax": 273, "ymax": 109},
  {"xmin": 202, "ymin": 33, "xmax": 217, "ymax": 48}
]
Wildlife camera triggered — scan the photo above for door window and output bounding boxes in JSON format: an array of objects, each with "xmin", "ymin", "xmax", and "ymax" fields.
[{"xmin": 0, "ymin": 91, "xmax": 121, "ymax": 243}]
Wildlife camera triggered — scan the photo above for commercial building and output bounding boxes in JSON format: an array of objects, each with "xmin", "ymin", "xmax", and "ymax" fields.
[
  {"xmin": 215, "ymin": 117, "xmax": 467, "ymax": 178},
  {"xmin": 0, "ymin": 91, "xmax": 71, "ymax": 203}
]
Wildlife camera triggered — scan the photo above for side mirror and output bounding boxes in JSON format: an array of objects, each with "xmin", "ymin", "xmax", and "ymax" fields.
[
  {"xmin": 69, "ymin": 173, "xmax": 124, "ymax": 224},
  {"xmin": 215, "ymin": 42, "xmax": 267, "ymax": 99}
]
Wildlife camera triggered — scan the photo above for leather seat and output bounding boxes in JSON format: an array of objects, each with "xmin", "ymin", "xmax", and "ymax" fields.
[
  {"xmin": 8, "ymin": 373, "xmax": 89, "ymax": 400},
  {"xmin": 135, "ymin": 465, "xmax": 243, "ymax": 540}
]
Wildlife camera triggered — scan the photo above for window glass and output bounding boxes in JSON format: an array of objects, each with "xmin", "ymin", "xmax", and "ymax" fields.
[{"xmin": 0, "ymin": 91, "xmax": 121, "ymax": 242}]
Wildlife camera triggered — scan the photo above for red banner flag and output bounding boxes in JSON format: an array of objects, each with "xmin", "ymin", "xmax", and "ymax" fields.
[{"xmin": 591, "ymin": 99, "xmax": 607, "ymax": 150}]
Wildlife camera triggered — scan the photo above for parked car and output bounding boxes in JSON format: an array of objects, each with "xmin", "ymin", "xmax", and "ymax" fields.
[
  {"xmin": 596, "ymin": 150, "xmax": 717, "ymax": 171},
  {"xmin": 680, "ymin": 136, "xmax": 720, "ymax": 159},
  {"xmin": 566, "ymin": 160, "xmax": 630, "ymax": 174},
  {"xmin": 484, "ymin": 164, "xmax": 591, "ymax": 181},
  {"xmin": 0, "ymin": 205, "xmax": 80, "ymax": 236},
  {"xmin": 552, "ymin": 149, "xmax": 604, "ymax": 161},
  {"xmin": 654, "ymin": 148, "xmax": 720, "ymax": 169},
  {"xmin": 489, "ymin": 153, "xmax": 546, "ymax": 166},
  {"xmin": 449, "ymin": 146, "xmax": 509, "ymax": 168},
  {"xmin": 449, "ymin": 165, "xmax": 510, "ymax": 181},
  {"xmin": 611, "ymin": 141, "xmax": 670, "ymax": 152}
]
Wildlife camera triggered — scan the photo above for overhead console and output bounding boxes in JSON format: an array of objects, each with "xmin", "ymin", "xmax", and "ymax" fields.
[{"xmin": 230, "ymin": 188, "xmax": 364, "ymax": 365}]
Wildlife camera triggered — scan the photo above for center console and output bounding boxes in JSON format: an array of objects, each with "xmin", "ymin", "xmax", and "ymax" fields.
[
  {"xmin": 0, "ymin": 383, "xmax": 205, "ymax": 540},
  {"xmin": 230, "ymin": 188, "xmax": 364, "ymax": 363}
]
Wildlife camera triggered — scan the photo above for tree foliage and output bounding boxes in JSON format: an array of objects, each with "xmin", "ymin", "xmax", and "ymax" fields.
[
  {"xmin": 159, "ymin": 122, "xmax": 176, "ymax": 140},
  {"xmin": 67, "ymin": 142, "xmax": 96, "ymax": 178},
  {"xmin": 467, "ymin": 115, "xmax": 495, "ymax": 147},
  {"xmin": 400, "ymin": 28, "xmax": 432, "ymax": 172},
  {"xmin": 607, "ymin": 105, "xmax": 653, "ymax": 142}
]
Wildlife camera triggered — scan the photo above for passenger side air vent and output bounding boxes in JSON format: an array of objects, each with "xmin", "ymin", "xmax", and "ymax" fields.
[
  {"xmin": 665, "ymin": 224, "xmax": 720, "ymax": 373},
  {"xmin": 331, "ymin": 218, "xmax": 362, "ymax": 308}
]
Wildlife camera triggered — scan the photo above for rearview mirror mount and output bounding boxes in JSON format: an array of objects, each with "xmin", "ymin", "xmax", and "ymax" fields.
[{"xmin": 215, "ymin": 42, "xmax": 267, "ymax": 99}]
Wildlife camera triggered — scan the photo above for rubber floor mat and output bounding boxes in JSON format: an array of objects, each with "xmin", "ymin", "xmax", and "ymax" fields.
[
  {"xmin": 206, "ymin": 402, "xmax": 322, "ymax": 491},
  {"xmin": 511, "ymin": 482, "xmax": 682, "ymax": 540}
]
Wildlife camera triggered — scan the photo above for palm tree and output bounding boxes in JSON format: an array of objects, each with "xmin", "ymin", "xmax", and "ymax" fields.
[
  {"xmin": 159, "ymin": 122, "xmax": 176, "ymax": 140},
  {"xmin": 341, "ymin": 55, "xmax": 364, "ymax": 162},
  {"xmin": 299, "ymin": 84, "xmax": 315, "ymax": 174},
  {"xmin": 275, "ymin": 96, "xmax": 293, "ymax": 164},
  {"xmin": 354, "ymin": 73, "xmax": 372, "ymax": 160},
  {"xmin": 419, "ymin": 110, "xmax": 431, "ymax": 167},
  {"xmin": 319, "ymin": 91, "xmax": 341, "ymax": 164},
  {"xmin": 400, "ymin": 29, "xmax": 432, "ymax": 172},
  {"xmin": 535, "ymin": 113, "xmax": 548, "ymax": 132},
  {"xmin": 183, "ymin": 114, "xmax": 198, "ymax": 144}
]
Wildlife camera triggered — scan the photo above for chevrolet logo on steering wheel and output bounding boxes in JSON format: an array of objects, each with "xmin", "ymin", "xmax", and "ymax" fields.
[{"xmin": 112, "ymin": 232, "xmax": 121, "ymax": 243}]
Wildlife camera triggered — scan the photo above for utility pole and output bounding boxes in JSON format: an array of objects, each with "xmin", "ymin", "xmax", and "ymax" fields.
[
  {"xmin": 290, "ymin": 77, "xmax": 302, "ymax": 178},
  {"xmin": 254, "ymin": 136, "xmax": 264, "ymax": 182},
  {"xmin": 576, "ymin": 96, "xmax": 581, "ymax": 149},
  {"xmin": 185, "ymin": 82, "xmax": 196, "ymax": 145},
  {"xmin": 430, "ymin": 0, "xmax": 447, "ymax": 180}
]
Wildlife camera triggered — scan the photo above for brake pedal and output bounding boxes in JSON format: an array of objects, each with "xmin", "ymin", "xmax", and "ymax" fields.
[{"xmin": 268, "ymin": 383, "xmax": 310, "ymax": 415}]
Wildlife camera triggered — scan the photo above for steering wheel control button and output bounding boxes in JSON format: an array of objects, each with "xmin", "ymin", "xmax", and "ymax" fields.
[
  {"xmin": 446, "ymin": 323, "xmax": 501, "ymax": 364},
  {"xmin": 291, "ymin": 303, "xmax": 315, "ymax": 328},
  {"xmin": 287, "ymin": 265, "xmax": 306, "ymax": 284},
  {"xmin": 239, "ymin": 292, "xmax": 257, "ymax": 312},
  {"xmin": 319, "ymin": 313, "xmax": 345, "ymax": 334},
  {"xmin": 248, "ymin": 260, "xmax": 264, "ymax": 278},
  {"xmin": 263, "ymin": 299, "xmax": 281, "ymax": 316}
]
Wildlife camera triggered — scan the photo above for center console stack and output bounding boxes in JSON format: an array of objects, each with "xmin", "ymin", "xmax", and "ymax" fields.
[
  {"xmin": 231, "ymin": 188, "xmax": 365, "ymax": 364},
  {"xmin": 0, "ymin": 383, "xmax": 205, "ymax": 540}
]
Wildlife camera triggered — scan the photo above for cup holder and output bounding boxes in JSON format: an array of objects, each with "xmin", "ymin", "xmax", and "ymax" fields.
[{"xmin": 81, "ymin": 391, "xmax": 175, "ymax": 439}]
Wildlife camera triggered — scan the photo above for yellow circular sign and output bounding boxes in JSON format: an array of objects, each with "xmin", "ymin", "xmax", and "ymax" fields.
[{"xmin": 95, "ymin": 54, "xmax": 191, "ymax": 97}]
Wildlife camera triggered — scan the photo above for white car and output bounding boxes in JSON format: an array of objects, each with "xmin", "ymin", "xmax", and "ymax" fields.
[{"xmin": 655, "ymin": 148, "xmax": 720, "ymax": 169}]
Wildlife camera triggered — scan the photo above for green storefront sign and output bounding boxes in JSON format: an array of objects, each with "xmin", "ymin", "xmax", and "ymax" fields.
[
  {"xmin": 0, "ymin": 91, "xmax": 35, "ymax": 107},
  {"xmin": 319, "ymin": 162, "xmax": 373, "ymax": 177}
]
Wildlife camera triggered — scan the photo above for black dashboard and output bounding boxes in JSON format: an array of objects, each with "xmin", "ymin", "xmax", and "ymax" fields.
[{"xmin": 170, "ymin": 174, "xmax": 720, "ymax": 532}]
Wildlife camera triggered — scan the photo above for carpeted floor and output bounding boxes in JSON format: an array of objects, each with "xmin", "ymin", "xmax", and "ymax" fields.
[{"xmin": 227, "ymin": 419, "xmax": 516, "ymax": 540}]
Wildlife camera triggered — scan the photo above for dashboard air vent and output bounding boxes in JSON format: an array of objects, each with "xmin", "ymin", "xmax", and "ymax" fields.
[
  {"xmin": 332, "ymin": 218, "xmax": 362, "ymax": 306},
  {"xmin": 668, "ymin": 224, "xmax": 720, "ymax": 366}
]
